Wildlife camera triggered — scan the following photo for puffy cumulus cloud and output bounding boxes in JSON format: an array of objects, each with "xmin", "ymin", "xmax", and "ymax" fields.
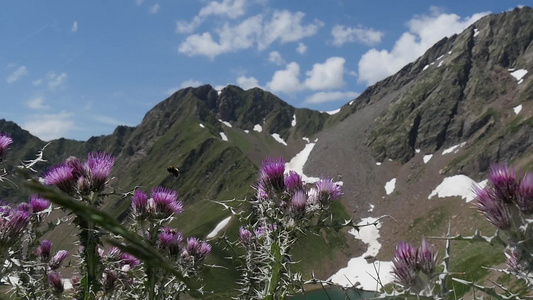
[
  {"xmin": 266, "ymin": 62, "xmax": 302, "ymax": 93},
  {"xmin": 71, "ymin": 21, "xmax": 78, "ymax": 33},
  {"xmin": 27, "ymin": 96, "xmax": 49, "ymax": 110},
  {"xmin": 22, "ymin": 111, "xmax": 75, "ymax": 141},
  {"xmin": 358, "ymin": 8, "xmax": 489, "ymax": 86},
  {"xmin": 296, "ymin": 42, "xmax": 307, "ymax": 54},
  {"xmin": 178, "ymin": 10, "xmax": 322, "ymax": 59},
  {"xmin": 304, "ymin": 57, "xmax": 345, "ymax": 90},
  {"xmin": 149, "ymin": 4, "xmax": 160, "ymax": 14},
  {"xmin": 176, "ymin": 0, "xmax": 246, "ymax": 33},
  {"xmin": 167, "ymin": 79, "xmax": 203, "ymax": 95},
  {"xmin": 305, "ymin": 91, "xmax": 359, "ymax": 104},
  {"xmin": 268, "ymin": 51, "xmax": 285, "ymax": 65},
  {"xmin": 179, "ymin": 15, "xmax": 262, "ymax": 59},
  {"xmin": 236, "ymin": 75, "xmax": 260, "ymax": 90},
  {"xmin": 6, "ymin": 66, "xmax": 28, "ymax": 83},
  {"xmin": 47, "ymin": 72, "xmax": 67, "ymax": 90},
  {"xmin": 331, "ymin": 25, "xmax": 383, "ymax": 47}
]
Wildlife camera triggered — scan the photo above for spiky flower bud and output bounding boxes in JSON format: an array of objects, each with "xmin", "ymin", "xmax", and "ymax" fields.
[
  {"xmin": 121, "ymin": 253, "xmax": 140, "ymax": 267},
  {"xmin": 290, "ymin": 190, "xmax": 307, "ymax": 219},
  {"xmin": 417, "ymin": 238, "xmax": 438, "ymax": 274},
  {"xmin": 489, "ymin": 164, "xmax": 517, "ymax": 203},
  {"xmin": 239, "ymin": 227, "xmax": 253, "ymax": 245},
  {"xmin": 185, "ymin": 237, "xmax": 211, "ymax": 261},
  {"xmin": 44, "ymin": 164, "xmax": 75, "ymax": 194},
  {"xmin": 102, "ymin": 270, "xmax": 118, "ymax": 292},
  {"xmin": 131, "ymin": 190, "xmax": 149, "ymax": 219},
  {"xmin": 36, "ymin": 240, "xmax": 53, "ymax": 260},
  {"xmin": 0, "ymin": 133, "xmax": 13, "ymax": 162},
  {"xmin": 48, "ymin": 272, "xmax": 64, "ymax": 294},
  {"xmin": 29, "ymin": 195, "xmax": 50, "ymax": 213},
  {"xmin": 158, "ymin": 227, "xmax": 183, "ymax": 257},
  {"xmin": 284, "ymin": 171, "xmax": 303, "ymax": 192},
  {"xmin": 474, "ymin": 186, "xmax": 512, "ymax": 230},
  {"xmin": 150, "ymin": 187, "xmax": 183, "ymax": 219},
  {"xmin": 258, "ymin": 157, "xmax": 285, "ymax": 193},
  {"xmin": 517, "ymin": 173, "xmax": 533, "ymax": 213},
  {"xmin": 392, "ymin": 241, "xmax": 418, "ymax": 288},
  {"xmin": 316, "ymin": 178, "xmax": 342, "ymax": 206},
  {"xmin": 86, "ymin": 152, "xmax": 115, "ymax": 192},
  {"xmin": 49, "ymin": 250, "xmax": 68, "ymax": 270}
]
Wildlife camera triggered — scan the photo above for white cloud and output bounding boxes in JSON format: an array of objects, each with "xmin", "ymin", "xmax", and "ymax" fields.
[
  {"xmin": 22, "ymin": 111, "xmax": 75, "ymax": 141},
  {"xmin": 305, "ymin": 91, "xmax": 358, "ymax": 104},
  {"xmin": 93, "ymin": 115, "xmax": 127, "ymax": 126},
  {"xmin": 136, "ymin": 0, "xmax": 144, "ymax": 6},
  {"xmin": 27, "ymin": 96, "xmax": 49, "ymax": 109},
  {"xmin": 331, "ymin": 25, "xmax": 384, "ymax": 47},
  {"xmin": 178, "ymin": 10, "xmax": 322, "ymax": 59},
  {"xmin": 180, "ymin": 79, "xmax": 203, "ymax": 88},
  {"xmin": 32, "ymin": 79, "xmax": 42, "ymax": 86},
  {"xmin": 304, "ymin": 57, "xmax": 345, "ymax": 90},
  {"xmin": 176, "ymin": 0, "xmax": 246, "ymax": 33},
  {"xmin": 6, "ymin": 66, "xmax": 28, "ymax": 83},
  {"xmin": 266, "ymin": 62, "xmax": 302, "ymax": 93},
  {"xmin": 358, "ymin": 8, "xmax": 489, "ymax": 86},
  {"xmin": 268, "ymin": 51, "xmax": 285, "ymax": 65},
  {"xmin": 296, "ymin": 42, "xmax": 307, "ymax": 54},
  {"xmin": 47, "ymin": 72, "xmax": 67, "ymax": 90},
  {"xmin": 71, "ymin": 21, "xmax": 78, "ymax": 33},
  {"xmin": 237, "ymin": 75, "xmax": 260, "ymax": 90},
  {"xmin": 149, "ymin": 4, "xmax": 160, "ymax": 14}
]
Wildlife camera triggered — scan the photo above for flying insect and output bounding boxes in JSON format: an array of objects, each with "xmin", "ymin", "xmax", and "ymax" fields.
[{"xmin": 167, "ymin": 165, "xmax": 180, "ymax": 178}]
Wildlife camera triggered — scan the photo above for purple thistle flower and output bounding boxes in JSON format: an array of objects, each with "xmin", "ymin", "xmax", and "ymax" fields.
[
  {"xmin": 30, "ymin": 195, "xmax": 50, "ymax": 213},
  {"xmin": 489, "ymin": 164, "xmax": 518, "ymax": 203},
  {"xmin": 316, "ymin": 178, "xmax": 343, "ymax": 205},
  {"xmin": 36, "ymin": 240, "xmax": 53, "ymax": 260},
  {"xmin": 48, "ymin": 272, "xmax": 64, "ymax": 294},
  {"xmin": 44, "ymin": 163, "xmax": 75, "ymax": 194},
  {"xmin": 290, "ymin": 190, "xmax": 307, "ymax": 218},
  {"xmin": 185, "ymin": 237, "xmax": 211, "ymax": 260},
  {"xmin": 151, "ymin": 187, "xmax": 183, "ymax": 219},
  {"xmin": 239, "ymin": 227, "xmax": 253, "ymax": 245},
  {"xmin": 259, "ymin": 157, "xmax": 286, "ymax": 192},
  {"xmin": 106, "ymin": 247, "xmax": 123, "ymax": 260},
  {"xmin": 517, "ymin": 173, "xmax": 533, "ymax": 213},
  {"xmin": 417, "ymin": 238, "xmax": 438, "ymax": 274},
  {"xmin": 66, "ymin": 156, "xmax": 86, "ymax": 179},
  {"xmin": 121, "ymin": 253, "xmax": 140, "ymax": 267},
  {"xmin": 16, "ymin": 202, "xmax": 31, "ymax": 212},
  {"xmin": 0, "ymin": 133, "xmax": 13, "ymax": 162},
  {"xmin": 158, "ymin": 227, "xmax": 183, "ymax": 257},
  {"xmin": 474, "ymin": 185, "xmax": 512, "ymax": 230},
  {"xmin": 131, "ymin": 190, "xmax": 149, "ymax": 219},
  {"xmin": 2, "ymin": 210, "xmax": 30, "ymax": 241},
  {"xmin": 284, "ymin": 171, "xmax": 303, "ymax": 192},
  {"xmin": 505, "ymin": 248, "xmax": 523, "ymax": 273},
  {"xmin": 392, "ymin": 241, "xmax": 418, "ymax": 288},
  {"xmin": 256, "ymin": 182, "xmax": 269, "ymax": 201},
  {"xmin": 49, "ymin": 250, "xmax": 68, "ymax": 270},
  {"xmin": 86, "ymin": 152, "xmax": 115, "ymax": 192}
]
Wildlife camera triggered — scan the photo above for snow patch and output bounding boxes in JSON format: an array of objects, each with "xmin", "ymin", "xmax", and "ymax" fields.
[
  {"xmin": 206, "ymin": 216, "xmax": 232, "ymax": 239},
  {"xmin": 385, "ymin": 178, "xmax": 396, "ymax": 195},
  {"xmin": 325, "ymin": 108, "xmax": 341, "ymax": 115},
  {"xmin": 368, "ymin": 204, "xmax": 375, "ymax": 213},
  {"xmin": 423, "ymin": 154, "xmax": 433, "ymax": 164},
  {"xmin": 448, "ymin": 50, "xmax": 453, "ymax": 54},
  {"xmin": 218, "ymin": 119, "xmax": 232, "ymax": 128},
  {"xmin": 271, "ymin": 133, "xmax": 287, "ymax": 146},
  {"xmin": 442, "ymin": 142, "xmax": 466, "ymax": 155},
  {"xmin": 219, "ymin": 132, "xmax": 228, "ymax": 141},
  {"xmin": 509, "ymin": 69, "xmax": 527, "ymax": 84},
  {"xmin": 349, "ymin": 100, "xmax": 354, "ymax": 105},
  {"xmin": 437, "ymin": 55, "xmax": 444, "ymax": 60},
  {"xmin": 329, "ymin": 217, "xmax": 394, "ymax": 290},
  {"xmin": 438, "ymin": 60, "xmax": 444, "ymax": 67},
  {"xmin": 514, "ymin": 104, "xmax": 523, "ymax": 115},
  {"xmin": 415, "ymin": 149, "xmax": 420, "ymax": 153},
  {"xmin": 291, "ymin": 114, "xmax": 297, "ymax": 127},
  {"xmin": 422, "ymin": 64, "xmax": 429, "ymax": 71},
  {"xmin": 285, "ymin": 143, "xmax": 319, "ymax": 184},
  {"xmin": 376, "ymin": 162, "xmax": 381, "ymax": 166},
  {"xmin": 199, "ymin": 123, "xmax": 205, "ymax": 128},
  {"xmin": 473, "ymin": 28, "xmax": 480, "ymax": 37},
  {"xmin": 428, "ymin": 175, "xmax": 488, "ymax": 202},
  {"xmin": 253, "ymin": 124, "xmax": 262, "ymax": 132},
  {"xmin": 302, "ymin": 137, "xmax": 310, "ymax": 143}
]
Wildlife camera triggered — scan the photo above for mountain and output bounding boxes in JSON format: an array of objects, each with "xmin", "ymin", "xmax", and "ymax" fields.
[{"xmin": 0, "ymin": 6, "xmax": 531, "ymax": 297}]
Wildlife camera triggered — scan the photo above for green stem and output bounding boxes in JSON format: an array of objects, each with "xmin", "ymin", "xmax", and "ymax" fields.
[
  {"xmin": 85, "ymin": 218, "xmax": 98, "ymax": 300},
  {"xmin": 145, "ymin": 225, "xmax": 158, "ymax": 300},
  {"xmin": 265, "ymin": 242, "xmax": 283, "ymax": 300}
]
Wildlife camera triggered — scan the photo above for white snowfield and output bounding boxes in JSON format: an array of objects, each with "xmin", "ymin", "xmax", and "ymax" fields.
[
  {"xmin": 199, "ymin": 123, "xmax": 205, "ymax": 128},
  {"xmin": 206, "ymin": 216, "xmax": 232, "ymax": 239},
  {"xmin": 428, "ymin": 175, "xmax": 488, "ymax": 202},
  {"xmin": 285, "ymin": 143, "xmax": 319, "ymax": 184},
  {"xmin": 325, "ymin": 108, "xmax": 340, "ymax": 115},
  {"xmin": 509, "ymin": 69, "xmax": 527, "ymax": 84},
  {"xmin": 423, "ymin": 154, "xmax": 433, "ymax": 164},
  {"xmin": 385, "ymin": 178, "xmax": 396, "ymax": 195},
  {"xmin": 253, "ymin": 124, "xmax": 262, "ymax": 132},
  {"xmin": 474, "ymin": 28, "xmax": 480, "ymax": 37},
  {"xmin": 442, "ymin": 142, "xmax": 466, "ymax": 155},
  {"xmin": 291, "ymin": 114, "xmax": 297, "ymax": 127},
  {"xmin": 329, "ymin": 217, "xmax": 394, "ymax": 290},
  {"xmin": 514, "ymin": 104, "xmax": 522, "ymax": 115},
  {"xmin": 271, "ymin": 133, "xmax": 287, "ymax": 146},
  {"xmin": 219, "ymin": 132, "xmax": 228, "ymax": 141},
  {"xmin": 218, "ymin": 119, "xmax": 232, "ymax": 128}
]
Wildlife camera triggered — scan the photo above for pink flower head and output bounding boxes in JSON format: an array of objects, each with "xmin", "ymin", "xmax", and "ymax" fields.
[
  {"xmin": 36, "ymin": 240, "xmax": 53, "ymax": 260},
  {"xmin": 417, "ymin": 238, "xmax": 438, "ymax": 274},
  {"xmin": 518, "ymin": 173, "xmax": 533, "ymax": 213},
  {"xmin": 489, "ymin": 164, "xmax": 518, "ymax": 203},
  {"xmin": 284, "ymin": 171, "xmax": 303, "ymax": 192},
  {"xmin": 158, "ymin": 227, "xmax": 183, "ymax": 257},
  {"xmin": 86, "ymin": 152, "xmax": 115, "ymax": 192},
  {"xmin": 392, "ymin": 241, "xmax": 418, "ymax": 288},
  {"xmin": 0, "ymin": 133, "xmax": 13, "ymax": 162},
  {"xmin": 151, "ymin": 187, "xmax": 183, "ymax": 219},
  {"xmin": 239, "ymin": 227, "xmax": 253, "ymax": 245},
  {"xmin": 316, "ymin": 178, "xmax": 342, "ymax": 205},
  {"xmin": 121, "ymin": 253, "xmax": 140, "ymax": 267},
  {"xmin": 49, "ymin": 250, "xmax": 68, "ymax": 270},
  {"xmin": 44, "ymin": 163, "xmax": 75, "ymax": 194},
  {"xmin": 259, "ymin": 157, "xmax": 286, "ymax": 192},
  {"xmin": 48, "ymin": 271, "xmax": 64, "ymax": 294},
  {"xmin": 131, "ymin": 190, "xmax": 149, "ymax": 219},
  {"xmin": 474, "ymin": 185, "xmax": 511, "ymax": 230},
  {"xmin": 186, "ymin": 237, "xmax": 211, "ymax": 260},
  {"xmin": 2, "ymin": 209, "xmax": 30, "ymax": 240},
  {"xmin": 290, "ymin": 190, "xmax": 307, "ymax": 218},
  {"xmin": 30, "ymin": 195, "xmax": 50, "ymax": 213},
  {"xmin": 105, "ymin": 247, "xmax": 123, "ymax": 260}
]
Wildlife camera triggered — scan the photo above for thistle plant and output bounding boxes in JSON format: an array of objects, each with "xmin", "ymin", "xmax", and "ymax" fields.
[{"xmin": 223, "ymin": 157, "xmax": 345, "ymax": 299}]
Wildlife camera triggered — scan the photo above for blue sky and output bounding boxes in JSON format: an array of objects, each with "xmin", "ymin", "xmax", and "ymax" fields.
[{"xmin": 0, "ymin": 1, "xmax": 525, "ymax": 141}]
